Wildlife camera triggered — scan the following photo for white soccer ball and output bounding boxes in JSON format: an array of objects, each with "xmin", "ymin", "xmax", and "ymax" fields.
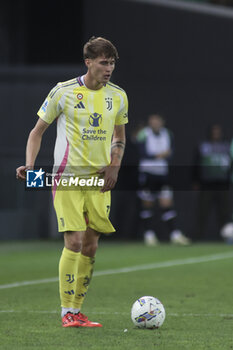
[
  {"xmin": 131, "ymin": 296, "xmax": 166, "ymax": 329},
  {"xmin": 220, "ymin": 222, "xmax": 233, "ymax": 240}
]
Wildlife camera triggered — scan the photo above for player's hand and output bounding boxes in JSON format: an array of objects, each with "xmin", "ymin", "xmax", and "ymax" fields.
[
  {"xmin": 97, "ymin": 165, "xmax": 120, "ymax": 193},
  {"xmin": 16, "ymin": 165, "xmax": 32, "ymax": 181},
  {"xmin": 156, "ymin": 150, "xmax": 171, "ymax": 159}
]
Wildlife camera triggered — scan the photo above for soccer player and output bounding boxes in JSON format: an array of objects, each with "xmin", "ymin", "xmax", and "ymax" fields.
[
  {"xmin": 16, "ymin": 37, "xmax": 128, "ymax": 328},
  {"xmin": 137, "ymin": 114, "xmax": 190, "ymax": 246}
]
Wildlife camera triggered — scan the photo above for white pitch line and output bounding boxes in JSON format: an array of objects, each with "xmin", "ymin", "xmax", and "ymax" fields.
[
  {"xmin": 0, "ymin": 310, "xmax": 233, "ymax": 318},
  {"xmin": 0, "ymin": 251, "xmax": 233, "ymax": 290},
  {"xmin": 0, "ymin": 277, "xmax": 59, "ymax": 290}
]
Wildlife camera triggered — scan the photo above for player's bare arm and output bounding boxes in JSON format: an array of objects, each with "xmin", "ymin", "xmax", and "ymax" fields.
[
  {"xmin": 156, "ymin": 149, "xmax": 171, "ymax": 159},
  {"xmin": 16, "ymin": 118, "xmax": 49, "ymax": 180},
  {"xmin": 98, "ymin": 124, "xmax": 126, "ymax": 193}
]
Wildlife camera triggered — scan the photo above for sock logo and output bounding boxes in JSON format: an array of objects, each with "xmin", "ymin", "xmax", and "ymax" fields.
[
  {"xmin": 83, "ymin": 275, "xmax": 91, "ymax": 288},
  {"xmin": 64, "ymin": 290, "xmax": 75, "ymax": 295},
  {"xmin": 66, "ymin": 274, "xmax": 75, "ymax": 284}
]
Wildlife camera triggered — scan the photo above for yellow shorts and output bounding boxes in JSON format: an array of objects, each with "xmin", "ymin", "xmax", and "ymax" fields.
[{"xmin": 53, "ymin": 187, "xmax": 115, "ymax": 234}]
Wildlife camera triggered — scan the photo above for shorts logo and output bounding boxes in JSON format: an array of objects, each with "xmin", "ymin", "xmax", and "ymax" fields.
[
  {"xmin": 26, "ymin": 168, "xmax": 45, "ymax": 188},
  {"xmin": 89, "ymin": 113, "xmax": 102, "ymax": 127}
]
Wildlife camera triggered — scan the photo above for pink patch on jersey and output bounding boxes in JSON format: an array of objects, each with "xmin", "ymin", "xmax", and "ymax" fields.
[{"xmin": 52, "ymin": 139, "xmax": 70, "ymax": 200}]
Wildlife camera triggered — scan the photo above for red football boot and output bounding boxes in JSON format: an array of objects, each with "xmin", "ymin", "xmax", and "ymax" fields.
[
  {"xmin": 62, "ymin": 312, "xmax": 79, "ymax": 328},
  {"xmin": 73, "ymin": 312, "xmax": 102, "ymax": 328}
]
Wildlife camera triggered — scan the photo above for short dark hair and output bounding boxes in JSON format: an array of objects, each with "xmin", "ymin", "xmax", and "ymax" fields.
[
  {"xmin": 83, "ymin": 36, "xmax": 119, "ymax": 60},
  {"xmin": 148, "ymin": 114, "xmax": 165, "ymax": 122}
]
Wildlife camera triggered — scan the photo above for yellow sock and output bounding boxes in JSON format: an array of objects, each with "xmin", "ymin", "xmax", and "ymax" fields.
[
  {"xmin": 59, "ymin": 247, "xmax": 80, "ymax": 308},
  {"xmin": 73, "ymin": 253, "xmax": 95, "ymax": 310}
]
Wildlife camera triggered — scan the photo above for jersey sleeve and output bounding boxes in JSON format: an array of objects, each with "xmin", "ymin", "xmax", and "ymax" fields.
[
  {"xmin": 37, "ymin": 84, "xmax": 63, "ymax": 124},
  {"xmin": 115, "ymin": 91, "xmax": 128, "ymax": 125}
]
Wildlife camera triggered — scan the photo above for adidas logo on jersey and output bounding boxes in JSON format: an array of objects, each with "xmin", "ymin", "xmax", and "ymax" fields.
[{"xmin": 74, "ymin": 102, "xmax": 85, "ymax": 109}]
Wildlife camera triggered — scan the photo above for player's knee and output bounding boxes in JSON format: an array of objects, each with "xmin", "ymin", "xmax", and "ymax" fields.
[
  {"xmin": 142, "ymin": 200, "xmax": 154, "ymax": 209},
  {"xmin": 64, "ymin": 232, "xmax": 82, "ymax": 252},
  {"xmin": 159, "ymin": 198, "xmax": 173, "ymax": 208},
  {"xmin": 82, "ymin": 241, "xmax": 98, "ymax": 258}
]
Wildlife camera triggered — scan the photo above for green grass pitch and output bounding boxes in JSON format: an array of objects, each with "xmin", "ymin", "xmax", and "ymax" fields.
[{"xmin": 0, "ymin": 240, "xmax": 233, "ymax": 350}]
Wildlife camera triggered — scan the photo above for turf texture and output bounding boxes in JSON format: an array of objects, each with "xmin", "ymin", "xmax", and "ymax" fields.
[{"xmin": 0, "ymin": 241, "xmax": 233, "ymax": 350}]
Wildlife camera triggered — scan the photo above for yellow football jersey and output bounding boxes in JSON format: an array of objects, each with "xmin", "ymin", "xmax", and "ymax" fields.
[{"xmin": 37, "ymin": 76, "xmax": 128, "ymax": 176}]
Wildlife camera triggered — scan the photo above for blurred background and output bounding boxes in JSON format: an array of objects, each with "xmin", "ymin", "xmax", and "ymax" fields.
[{"xmin": 1, "ymin": 0, "xmax": 233, "ymax": 241}]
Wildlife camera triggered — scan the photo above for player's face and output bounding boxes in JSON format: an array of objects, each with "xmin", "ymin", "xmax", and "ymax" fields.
[
  {"xmin": 211, "ymin": 125, "xmax": 222, "ymax": 141},
  {"xmin": 86, "ymin": 56, "xmax": 115, "ymax": 84},
  {"xmin": 148, "ymin": 115, "xmax": 163, "ymax": 132}
]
